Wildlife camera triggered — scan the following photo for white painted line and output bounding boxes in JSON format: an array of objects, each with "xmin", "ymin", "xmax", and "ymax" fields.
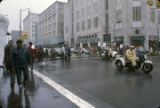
[{"xmin": 33, "ymin": 70, "xmax": 96, "ymax": 108}]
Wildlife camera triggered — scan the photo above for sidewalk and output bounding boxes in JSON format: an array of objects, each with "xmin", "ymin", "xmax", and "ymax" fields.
[{"xmin": 0, "ymin": 68, "xmax": 78, "ymax": 108}]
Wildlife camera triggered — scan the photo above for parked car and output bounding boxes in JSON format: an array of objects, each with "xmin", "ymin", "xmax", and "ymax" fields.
[
  {"xmin": 71, "ymin": 48, "xmax": 78, "ymax": 54},
  {"xmin": 55, "ymin": 48, "xmax": 62, "ymax": 57},
  {"xmin": 82, "ymin": 48, "xmax": 90, "ymax": 54}
]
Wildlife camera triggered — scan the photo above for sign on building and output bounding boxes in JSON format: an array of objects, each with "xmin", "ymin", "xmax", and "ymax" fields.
[{"xmin": 20, "ymin": 31, "xmax": 29, "ymax": 40}]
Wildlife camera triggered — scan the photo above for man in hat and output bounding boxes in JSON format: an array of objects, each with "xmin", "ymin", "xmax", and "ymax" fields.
[{"xmin": 11, "ymin": 39, "xmax": 32, "ymax": 91}]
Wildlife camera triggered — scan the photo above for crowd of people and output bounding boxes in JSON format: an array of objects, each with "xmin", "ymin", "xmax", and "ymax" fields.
[
  {"xmin": 2, "ymin": 40, "xmax": 74, "ymax": 92},
  {"xmin": 2, "ymin": 39, "xmax": 158, "ymax": 92}
]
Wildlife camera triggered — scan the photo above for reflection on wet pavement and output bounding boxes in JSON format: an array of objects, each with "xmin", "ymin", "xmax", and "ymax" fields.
[
  {"xmin": 35, "ymin": 57, "xmax": 160, "ymax": 108},
  {"xmin": 0, "ymin": 68, "xmax": 78, "ymax": 108}
]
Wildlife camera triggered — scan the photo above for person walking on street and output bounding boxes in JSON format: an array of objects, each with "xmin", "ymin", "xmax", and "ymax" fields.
[
  {"xmin": 61, "ymin": 46, "xmax": 65, "ymax": 61},
  {"xmin": 38, "ymin": 46, "xmax": 44, "ymax": 66},
  {"xmin": 68, "ymin": 46, "xmax": 71, "ymax": 61},
  {"xmin": 28, "ymin": 42, "xmax": 35, "ymax": 71},
  {"xmin": 4, "ymin": 40, "xmax": 14, "ymax": 72},
  {"xmin": 11, "ymin": 40, "xmax": 32, "ymax": 91},
  {"xmin": 3, "ymin": 40, "xmax": 15, "ymax": 88}
]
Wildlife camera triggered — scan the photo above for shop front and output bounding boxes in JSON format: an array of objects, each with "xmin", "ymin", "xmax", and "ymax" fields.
[
  {"xmin": 76, "ymin": 34, "xmax": 99, "ymax": 48},
  {"xmin": 130, "ymin": 36, "xmax": 144, "ymax": 47}
]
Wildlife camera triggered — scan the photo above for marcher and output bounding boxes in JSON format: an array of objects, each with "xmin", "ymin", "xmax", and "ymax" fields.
[
  {"xmin": 126, "ymin": 46, "xmax": 137, "ymax": 67},
  {"xmin": 68, "ymin": 47, "xmax": 71, "ymax": 61},
  {"xmin": 65, "ymin": 46, "xmax": 69, "ymax": 60},
  {"xmin": 38, "ymin": 46, "xmax": 44, "ymax": 66},
  {"xmin": 61, "ymin": 46, "xmax": 65, "ymax": 61},
  {"xmin": 11, "ymin": 40, "xmax": 32, "ymax": 91},
  {"xmin": 28, "ymin": 42, "xmax": 35, "ymax": 71},
  {"xmin": 104, "ymin": 47, "xmax": 109, "ymax": 60},
  {"xmin": 3, "ymin": 40, "xmax": 15, "ymax": 88},
  {"xmin": 4, "ymin": 40, "xmax": 14, "ymax": 72}
]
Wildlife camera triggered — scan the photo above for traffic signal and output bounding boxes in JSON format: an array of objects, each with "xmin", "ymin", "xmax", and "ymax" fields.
[
  {"xmin": 156, "ymin": 0, "xmax": 160, "ymax": 8},
  {"xmin": 146, "ymin": 0, "xmax": 153, "ymax": 6}
]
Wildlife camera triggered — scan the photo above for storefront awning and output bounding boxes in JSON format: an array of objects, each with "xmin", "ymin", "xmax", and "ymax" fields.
[{"xmin": 131, "ymin": 36, "xmax": 144, "ymax": 41}]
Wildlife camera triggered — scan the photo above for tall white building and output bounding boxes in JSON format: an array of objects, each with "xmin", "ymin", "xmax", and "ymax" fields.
[
  {"xmin": 64, "ymin": 0, "xmax": 107, "ymax": 48},
  {"xmin": 64, "ymin": 0, "xmax": 74, "ymax": 47},
  {"xmin": 23, "ymin": 13, "xmax": 39, "ymax": 45},
  {"xmin": 109, "ymin": 0, "xmax": 159, "ymax": 50},
  {"xmin": 64, "ymin": 0, "xmax": 159, "ymax": 50},
  {"xmin": 39, "ymin": 1, "xmax": 65, "ymax": 46}
]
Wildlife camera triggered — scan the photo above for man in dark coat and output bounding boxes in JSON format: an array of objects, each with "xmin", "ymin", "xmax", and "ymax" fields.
[
  {"xmin": 4, "ymin": 40, "xmax": 15, "ymax": 88},
  {"xmin": 11, "ymin": 40, "xmax": 32, "ymax": 91},
  {"xmin": 4, "ymin": 40, "xmax": 14, "ymax": 72}
]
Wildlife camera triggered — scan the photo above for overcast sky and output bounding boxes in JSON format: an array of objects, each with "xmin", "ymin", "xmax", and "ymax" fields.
[{"xmin": 0, "ymin": 0, "xmax": 67, "ymax": 32}]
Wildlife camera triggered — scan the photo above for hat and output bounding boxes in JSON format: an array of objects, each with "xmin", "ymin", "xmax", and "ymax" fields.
[{"xmin": 16, "ymin": 40, "xmax": 23, "ymax": 44}]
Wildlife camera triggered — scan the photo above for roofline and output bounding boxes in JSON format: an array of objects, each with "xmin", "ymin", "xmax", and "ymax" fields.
[
  {"xmin": 40, "ymin": 1, "xmax": 66, "ymax": 16},
  {"xmin": 23, "ymin": 12, "xmax": 39, "ymax": 22}
]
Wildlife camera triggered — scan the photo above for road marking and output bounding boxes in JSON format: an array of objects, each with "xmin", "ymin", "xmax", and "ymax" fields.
[{"xmin": 33, "ymin": 70, "xmax": 96, "ymax": 108}]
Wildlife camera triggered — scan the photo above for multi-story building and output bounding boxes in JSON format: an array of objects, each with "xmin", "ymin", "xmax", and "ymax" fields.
[
  {"xmin": 23, "ymin": 13, "xmax": 39, "ymax": 46},
  {"xmin": 64, "ymin": 0, "xmax": 74, "ymax": 47},
  {"xmin": 65, "ymin": 0, "xmax": 159, "ymax": 50},
  {"xmin": 64, "ymin": 0, "xmax": 107, "ymax": 48},
  {"xmin": 109, "ymin": 0, "xmax": 159, "ymax": 50},
  {"xmin": 11, "ymin": 30, "xmax": 20, "ymax": 43},
  {"xmin": 39, "ymin": 1, "xmax": 65, "ymax": 46}
]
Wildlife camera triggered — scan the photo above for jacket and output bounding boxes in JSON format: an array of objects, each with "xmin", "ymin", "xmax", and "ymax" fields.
[{"xmin": 11, "ymin": 47, "xmax": 32, "ymax": 68}]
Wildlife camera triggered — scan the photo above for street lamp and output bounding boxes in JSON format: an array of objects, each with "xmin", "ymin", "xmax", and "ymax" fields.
[{"xmin": 19, "ymin": 8, "xmax": 30, "ymax": 39}]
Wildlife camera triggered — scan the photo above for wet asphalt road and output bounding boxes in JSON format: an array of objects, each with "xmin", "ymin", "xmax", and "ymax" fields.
[
  {"xmin": 35, "ymin": 56, "xmax": 160, "ymax": 108},
  {"xmin": 0, "ymin": 56, "xmax": 160, "ymax": 108},
  {"xmin": 0, "ymin": 68, "xmax": 78, "ymax": 108}
]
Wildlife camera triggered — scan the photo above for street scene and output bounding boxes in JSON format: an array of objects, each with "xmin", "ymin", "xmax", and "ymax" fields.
[{"xmin": 1, "ymin": 0, "xmax": 160, "ymax": 108}]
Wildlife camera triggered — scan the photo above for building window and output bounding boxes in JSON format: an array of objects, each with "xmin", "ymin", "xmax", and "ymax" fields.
[
  {"xmin": 133, "ymin": 6, "xmax": 141, "ymax": 21},
  {"xmin": 116, "ymin": 9, "xmax": 122, "ymax": 23},
  {"xmin": 106, "ymin": 0, "xmax": 108, "ymax": 10},
  {"xmin": 82, "ymin": 21, "xmax": 85, "ymax": 31},
  {"xmin": 76, "ymin": 23, "xmax": 79, "ymax": 32},
  {"xmin": 88, "ymin": 19, "xmax": 91, "ymax": 30},
  {"xmin": 94, "ymin": 17, "xmax": 99, "ymax": 28},
  {"xmin": 150, "ymin": 8, "xmax": 155, "ymax": 23},
  {"xmin": 76, "ymin": 10, "xmax": 79, "ymax": 19},
  {"xmin": 133, "ymin": 0, "xmax": 140, "ymax": 1},
  {"xmin": 66, "ymin": 26, "xmax": 68, "ymax": 34}
]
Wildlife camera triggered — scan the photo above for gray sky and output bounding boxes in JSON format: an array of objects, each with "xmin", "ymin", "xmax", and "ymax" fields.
[{"xmin": 0, "ymin": 0, "xmax": 67, "ymax": 32}]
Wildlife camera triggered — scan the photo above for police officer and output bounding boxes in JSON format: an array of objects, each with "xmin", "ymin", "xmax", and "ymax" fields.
[
  {"xmin": 11, "ymin": 40, "xmax": 32, "ymax": 91},
  {"xmin": 126, "ymin": 46, "xmax": 137, "ymax": 67}
]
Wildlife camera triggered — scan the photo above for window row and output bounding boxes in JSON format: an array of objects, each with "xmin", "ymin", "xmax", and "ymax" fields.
[{"xmin": 76, "ymin": 17, "xmax": 99, "ymax": 32}]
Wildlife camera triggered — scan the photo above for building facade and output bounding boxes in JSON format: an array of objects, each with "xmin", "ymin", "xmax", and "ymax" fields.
[
  {"xmin": 64, "ymin": 0, "xmax": 107, "ymax": 48},
  {"xmin": 23, "ymin": 13, "xmax": 39, "ymax": 46},
  {"xmin": 39, "ymin": 1, "xmax": 65, "ymax": 46},
  {"xmin": 64, "ymin": 0, "xmax": 159, "ymax": 50},
  {"xmin": 109, "ymin": 0, "xmax": 159, "ymax": 50},
  {"xmin": 64, "ymin": 0, "xmax": 74, "ymax": 47}
]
